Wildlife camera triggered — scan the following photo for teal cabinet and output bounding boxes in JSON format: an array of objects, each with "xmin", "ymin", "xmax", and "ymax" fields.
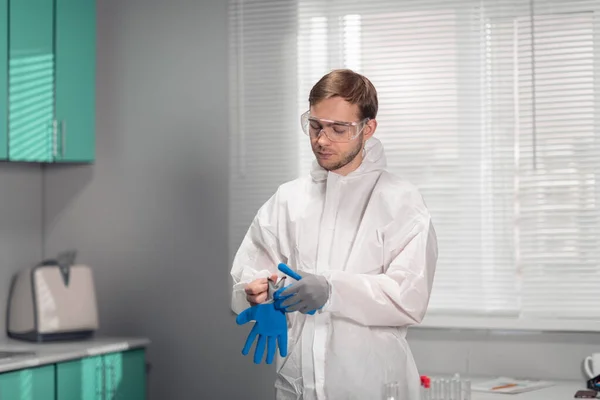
[
  {"xmin": 54, "ymin": 0, "xmax": 96, "ymax": 162},
  {"xmin": 0, "ymin": 0, "xmax": 7, "ymax": 160},
  {"xmin": 0, "ymin": 365, "xmax": 55, "ymax": 399},
  {"xmin": 105, "ymin": 350, "xmax": 146, "ymax": 400},
  {"xmin": 57, "ymin": 349, "xmax": 146, "ymax": 400},
  {"xmin": 57, "ymin": 355, "xmax": 103, "ymax": 400},
  {"xmin": 8, "ymin": 0, "xmax": 55, "ymax": 162},
  {"xmin": 1, "ymin": 0, "xmax": 95, "ymax": 163}
]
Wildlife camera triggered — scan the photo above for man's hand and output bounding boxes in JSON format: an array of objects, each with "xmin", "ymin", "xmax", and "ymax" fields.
[
  {"xmin": 275, "ymin": 263, "xmax": 329, "ymax": 314},
  {"xmin": 245, "ymin": 274, "xmax": 278, "ymax": 306}
]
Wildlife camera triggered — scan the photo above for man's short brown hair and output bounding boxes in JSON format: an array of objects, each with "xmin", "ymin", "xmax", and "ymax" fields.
[{"xmin": 308, "ymin": 69, "xmax": 378, "ymax": 120}]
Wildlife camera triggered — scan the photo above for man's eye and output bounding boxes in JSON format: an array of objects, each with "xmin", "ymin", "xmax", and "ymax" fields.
[{"xmin": 333, "ymin": 126, "xmax": 346, "ymax": 134}]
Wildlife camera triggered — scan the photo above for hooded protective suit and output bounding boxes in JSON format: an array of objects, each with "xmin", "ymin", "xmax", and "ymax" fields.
[{"xmin": 230, "ymin": 137, "xmax": 438, "ymax": 400}]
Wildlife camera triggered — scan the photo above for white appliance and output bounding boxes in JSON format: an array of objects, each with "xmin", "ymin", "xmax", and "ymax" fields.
[{"xmin": 7, "ymin": 251, "xmax": 99, "ymax": 342}]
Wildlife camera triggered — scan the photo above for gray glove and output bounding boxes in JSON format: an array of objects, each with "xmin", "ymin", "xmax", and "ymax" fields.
[{"xmin": 277, "ymin": 266, "xmax": 330, "ymax": 314}]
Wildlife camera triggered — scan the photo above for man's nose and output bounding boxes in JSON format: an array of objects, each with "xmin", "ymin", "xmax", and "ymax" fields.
[{"xmin": 316, "ymin": 129, "xmax": 332, "ymax": 146}]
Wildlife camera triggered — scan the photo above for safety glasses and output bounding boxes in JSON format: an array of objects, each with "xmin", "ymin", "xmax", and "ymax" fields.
[{"xmin": 300, "ymin": 110, "xmax": 370, "ymax": 143}]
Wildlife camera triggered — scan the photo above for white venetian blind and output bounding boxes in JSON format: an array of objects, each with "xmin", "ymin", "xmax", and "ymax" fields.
[
  {"xmin": 228, "ymin": 0, "xmax": 300, "ymax": 259},
  {"xmin": 229, "ymin": 0, "xmax": 600, "ymax": 329},
  {"xmin": 511, "ymin": 2, "xmax": 600, "ymax": 319}
]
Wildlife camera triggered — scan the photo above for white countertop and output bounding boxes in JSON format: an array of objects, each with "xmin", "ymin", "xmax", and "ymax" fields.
[
  {"xmin": 0, "ymin": 336, "xmax": 150, "ymax": 373},
  {"xmin": 471, "ymin": 379, "xmax": 585, "ymax": 400},
  {"xmin": 421, "ymin": 373, "xmax": 588, "ymax": 400}
]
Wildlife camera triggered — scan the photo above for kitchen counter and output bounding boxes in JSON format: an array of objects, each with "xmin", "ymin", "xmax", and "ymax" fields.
[{"xmin": 0, "ymin": 336, "xmax": 150, "ymax": 373}]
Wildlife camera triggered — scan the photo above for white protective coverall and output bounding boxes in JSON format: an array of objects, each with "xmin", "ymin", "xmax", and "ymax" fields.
[{"xmin": 230, "ymin": 137, "xmax": 438, "ymax": 400}]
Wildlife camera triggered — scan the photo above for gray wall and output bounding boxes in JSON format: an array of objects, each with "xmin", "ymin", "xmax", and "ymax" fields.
[
  {"xmin": 0, "ymin": 164, "xmax": 42, "ymax": 334},
  {"xmin": 43, "ymin": 0, "xmax": 274, "ymax": 399}
]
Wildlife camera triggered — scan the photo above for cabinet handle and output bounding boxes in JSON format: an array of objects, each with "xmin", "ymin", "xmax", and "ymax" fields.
[
  {"xmin": 61, "ymin": 120, "xmax": 66, "ymax": 157},
  {"xmin": 95, "ymin": 363, "xmax": 103, "ymax": 399},
  {"xmin": 52, "ymin": 119, "xmax": 58, "ymax": 157},
  {"xmin": 102, "ymin": 362, "xmax": 107, "ymax": 400},
  {"xmin": 113, "ymin": 363, "xmax": 118, "ymax": 399},
  {"xmin": 106, "ymin": 362, "xmax": 118, "ymax": 399}
]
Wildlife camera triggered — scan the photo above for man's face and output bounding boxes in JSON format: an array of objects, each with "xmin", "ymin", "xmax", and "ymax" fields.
[{"xmin": 309, "ymin": 97, "xmax": 375, "ymax": 175}]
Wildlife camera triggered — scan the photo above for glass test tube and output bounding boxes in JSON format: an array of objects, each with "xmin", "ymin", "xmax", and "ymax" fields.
[
  {"xmin": 426, "ymin": 375, "xmax": 471, "ymax": 400},
  {"xmin": 442, "ymin": 379, "xmax": 451, "ymax": 400},
  {"xmin": 432, "ymin": 378, "xmax": 440, "ymax": 400},
  {"xmin": 420, "ymin": 385, "xmax": 429, "ymax": 400},
  {"xmin": 383, "ymin": 381, "xmax": 400, "ymax": 400},
  {"xmin": 461, "ymin": 379, "xmax": 471, "ymax": 400},
  {"xmin": 451, "ymin": 377, "xmax": 461, "ymax": 400}
]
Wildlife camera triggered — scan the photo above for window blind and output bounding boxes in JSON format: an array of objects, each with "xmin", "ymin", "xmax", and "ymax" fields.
[
  {"xmin": 228, "ymin": 0, "xmax": 300, "ymax": 260},
  {"xmin": 229, "ymin": 0, "xmax": 600, "ymax": 329}
]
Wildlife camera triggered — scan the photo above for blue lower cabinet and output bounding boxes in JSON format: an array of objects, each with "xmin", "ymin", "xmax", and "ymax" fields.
[
  {"xmin": 0, "ymin": 365, "xmax": 55, "ymax": 399},
  {"xmin": 56, "ymin": 349, "xmax": 147, "ymax": 400},
  {"xmin": 0, "ymin": 349, "xmax": 147, "ymax": 400},
  {"xmin": 105, "ymin": 349, "xmax": 146, "ymax": 400},
  {"xmin": 56, "ymin": 355, "xmax": 104, "ymax": 400}
]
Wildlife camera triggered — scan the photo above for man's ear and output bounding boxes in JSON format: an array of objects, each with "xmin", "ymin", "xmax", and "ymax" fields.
[{"xmin": 363, "ymin": 119, "xmax": 378, "ymax": 139}]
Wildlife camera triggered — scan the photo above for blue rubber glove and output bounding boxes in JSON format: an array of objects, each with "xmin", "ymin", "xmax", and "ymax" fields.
[
  {"xmin": 274, "ymin": 263, "xmax": 329, "ymax": 315},
  {"xmin": 273, "ymin": 263, "xmax": 312, "ymax": 314},
  {"xmin": 236, "ymin": 302, "xmax": 288, "ymax": 364}
]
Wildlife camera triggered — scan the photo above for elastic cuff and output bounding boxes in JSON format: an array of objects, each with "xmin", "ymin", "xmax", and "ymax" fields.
[{"xmin": 318, "ymin": 273, "xmax": 334, "ymax": 313}]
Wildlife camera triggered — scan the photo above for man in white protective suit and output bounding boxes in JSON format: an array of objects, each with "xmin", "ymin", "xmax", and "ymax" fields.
[{"xmin": 230, "ymin": 69, "xmax": 438, "ymax": 400}]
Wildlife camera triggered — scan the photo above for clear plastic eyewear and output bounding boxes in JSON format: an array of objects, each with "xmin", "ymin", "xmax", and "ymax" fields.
[{"xmin": 300, "ymin": 110, "xmax": 370, "ymax": 143}]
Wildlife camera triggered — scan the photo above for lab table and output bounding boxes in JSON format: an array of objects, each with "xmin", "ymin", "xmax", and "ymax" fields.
[{"xmin": 471, "ymin": 379, "xmax": 585, "ymax": 400}]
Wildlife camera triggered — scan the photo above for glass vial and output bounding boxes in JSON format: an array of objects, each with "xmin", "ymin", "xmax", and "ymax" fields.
[{"xmin": 383, "ymin": 382, "xmax": 400, "ymax": 400}]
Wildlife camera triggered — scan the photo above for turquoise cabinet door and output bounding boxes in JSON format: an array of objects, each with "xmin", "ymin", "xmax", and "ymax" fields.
[
  {"xmin": 56, "ymin": 350, "xmax": 146, "ymax": 400},
  {"xmin": 56, "ymin": 355, "xmax": 104, "ymax": 400},
  {"xmin": 54, "ymin": 0, "xmax": 96, "ymax": 162},
  {"xmin": 0, "ymin": 0, "xmax": 7, "ymax": 160},
  {"xmin": 105, "ymin": 350, "xmax": 146, "ymax": 400},
  {"xmin": 8, "ymin": 0, "xmax": 55, "ymax": 162},
  {"xmin": 0, "ymin": 365, "xmax": 55, "ymax": 400}
]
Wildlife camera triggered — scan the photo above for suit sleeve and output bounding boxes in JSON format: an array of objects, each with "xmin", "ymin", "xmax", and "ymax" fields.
[
  {"xmin": 322, "ymin": 212, "xmax": 438, "ymax": 327},
  {"xmin": 230, "ymin": 191, "xmax": 286, "ymax": 315}
]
